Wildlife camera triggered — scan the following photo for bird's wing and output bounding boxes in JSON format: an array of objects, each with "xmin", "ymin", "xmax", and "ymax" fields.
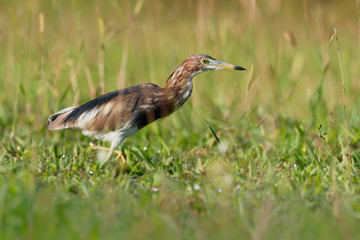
[
  {"xmin": 49, "ymin": 83, "xmax": 174, "ymax": 132},
  {"xmin": 129, "ymin": 86, "xmax": 175, "ymax": 129}
]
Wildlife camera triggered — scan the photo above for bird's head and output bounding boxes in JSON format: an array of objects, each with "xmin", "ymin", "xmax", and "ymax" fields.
[
  {"xmin": 194, "ymin": 54, "xmax": 246, "ymax": 72},
  {"xmin": 166, "ymin": 54, "xmax": 245, "ymax": 87}
]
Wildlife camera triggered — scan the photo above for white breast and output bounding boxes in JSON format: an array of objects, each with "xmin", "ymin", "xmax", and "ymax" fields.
[
  {"xmin": 175, "ymin": 80, "xmax": 193, "ymax": 109},
  {"xmin": 183, "ymin": 81, "xmax": 193, "ymax": 99}
]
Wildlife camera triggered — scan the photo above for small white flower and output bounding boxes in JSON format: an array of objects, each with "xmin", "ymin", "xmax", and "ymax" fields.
[
  {"xmin": 194, "ymin": 184, "xmax": 200, "ymax": 191},
  {"xmin": 143, "ymin": 146, "xmax": 148, "ymax": 151},
  {"xmin": 217, "ymin": 141, "xmax": 229, "ymax": 154},
  {"xmin": 89, "ymin": 170, "xmax": 94, "ymax": 175},
  {"xmin": 152, "ymin": 187, "xmax": 158, "ymax": 192},
  {"xmin": 218, "ymin": 188, "xmax": 222, "ymax": 193},
  {"xmin": 17, "ymin": 146, "xmax": 20, "ymax": 150}
]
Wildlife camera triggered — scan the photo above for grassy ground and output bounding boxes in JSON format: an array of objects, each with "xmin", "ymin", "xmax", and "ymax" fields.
[{"xmin": 1, "ymin": 0, "xmax": 360, "ymax": 239}]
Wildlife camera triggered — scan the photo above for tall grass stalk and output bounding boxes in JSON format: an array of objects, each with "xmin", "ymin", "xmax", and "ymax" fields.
[{"xmin": 329, "ymin": 28, "xmax": 352, "ymax": 170}]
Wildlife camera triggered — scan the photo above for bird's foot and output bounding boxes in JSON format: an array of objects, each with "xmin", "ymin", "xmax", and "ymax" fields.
[
  {"xmin": 114, "ymin": 149, "xmax": 127, "ymax": 166},
  {"xmin": 89, "ymin": 141, "xmax": 107, "ymax": 152},
  {"xmin": 89, "ymin": 142, "xmax": 126, "ymax": 166}
]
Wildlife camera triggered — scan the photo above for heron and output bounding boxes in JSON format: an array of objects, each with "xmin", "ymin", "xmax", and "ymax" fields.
[{"xmin": 47, "ymin": 54, "xmax": 245, "ymax": 163}]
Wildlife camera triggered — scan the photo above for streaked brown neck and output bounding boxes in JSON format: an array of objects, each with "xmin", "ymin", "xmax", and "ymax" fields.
[
  {"xmin": 165, "ymin": 63, "xmax": 199, "ymax": 109},
  {"xmin": 166, "ymin": 65, "xmax": 189, "ymax": 88}
]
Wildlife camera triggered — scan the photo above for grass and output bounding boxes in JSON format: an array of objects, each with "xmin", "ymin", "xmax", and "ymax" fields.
[{"xmin": 1, "ymin": 0, "xmax": 360, "ymax": 239}]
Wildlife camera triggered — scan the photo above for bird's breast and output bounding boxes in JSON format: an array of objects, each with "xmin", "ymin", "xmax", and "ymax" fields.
[{"xmin": 173, "ymin": 80, "xmax": 193, "ymax": 109}]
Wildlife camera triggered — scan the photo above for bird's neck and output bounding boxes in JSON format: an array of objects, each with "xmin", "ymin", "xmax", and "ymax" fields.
[
  {"xmin": 165, "ymin": 65, "xmax": 198, "ymax": 109},
  {"xmin": 165, "ymin": 64, "xmax": 200, "ymax": 88}
]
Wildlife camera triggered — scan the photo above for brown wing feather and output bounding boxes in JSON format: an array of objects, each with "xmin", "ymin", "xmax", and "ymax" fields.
[
  {"xmin": 129, "ymin": 87, "xmax": 176, "ymax": 129},
  {"xmin": 87, "ymin": 84, "xmax": 176, "ymax": 131},
  {"xmin": 47, "ymin": 107, "xmax": 76, "ymax": 130},
  {"xmin": 49, "ymin": 83, "xmax": 176, "ymax": 133}
]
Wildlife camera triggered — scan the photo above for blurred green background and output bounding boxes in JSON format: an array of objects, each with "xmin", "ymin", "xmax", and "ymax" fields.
[{"xmin": 1, "ymin": 0, "xmax": 360, "ymax": 239}]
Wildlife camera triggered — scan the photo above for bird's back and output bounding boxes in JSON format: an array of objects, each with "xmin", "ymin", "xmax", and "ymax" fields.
[{"xmin": 47, "ymin": 83, "xmax": 177, "ymax": 135}]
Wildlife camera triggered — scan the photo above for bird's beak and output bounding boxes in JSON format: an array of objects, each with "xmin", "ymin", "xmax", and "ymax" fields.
[{"xmin": 210, "ymin": 60, "xmax": 246, "ymax": 71}]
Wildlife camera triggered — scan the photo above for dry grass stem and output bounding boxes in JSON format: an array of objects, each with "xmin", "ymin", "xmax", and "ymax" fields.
[{"xmin": 329, "ymin": 28, "xmax": 352, "ymax": 167}]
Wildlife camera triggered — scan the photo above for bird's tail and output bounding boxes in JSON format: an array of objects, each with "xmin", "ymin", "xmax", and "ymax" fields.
[{"xmin": 47, "ymin": 107, "xmax": 76, "ymax": 130}]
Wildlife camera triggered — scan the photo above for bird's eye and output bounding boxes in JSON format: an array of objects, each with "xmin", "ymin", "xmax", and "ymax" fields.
[{"xmin": 201, "ymin": 59, "xmax": 209, "ymax": 64}]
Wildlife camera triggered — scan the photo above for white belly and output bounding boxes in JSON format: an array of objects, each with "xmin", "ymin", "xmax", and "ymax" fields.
[{"xmin": 82, "ymin": 127, "xmax": 138, "ymax": 142}]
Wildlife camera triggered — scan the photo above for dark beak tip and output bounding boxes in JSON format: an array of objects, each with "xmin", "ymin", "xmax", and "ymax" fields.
[{"xmin": 234, "ymin": 66, "xmax": 246, "ymax": 71}]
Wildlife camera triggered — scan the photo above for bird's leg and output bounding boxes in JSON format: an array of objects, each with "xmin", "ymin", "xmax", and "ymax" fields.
[
  {"xmin": 103, "ymin": 139, "xmax": 126, "ymax": 164},
  {"xmin": 103, "ymin": 145, "xmax": 126, "ymax": 164},
  {"xmin": 89, "ymin": 141, "xmax": 109, "ymax": 152},
  {"xmin": 90, "ymin": 138, "xmax": 125, "ymax": 164}
]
